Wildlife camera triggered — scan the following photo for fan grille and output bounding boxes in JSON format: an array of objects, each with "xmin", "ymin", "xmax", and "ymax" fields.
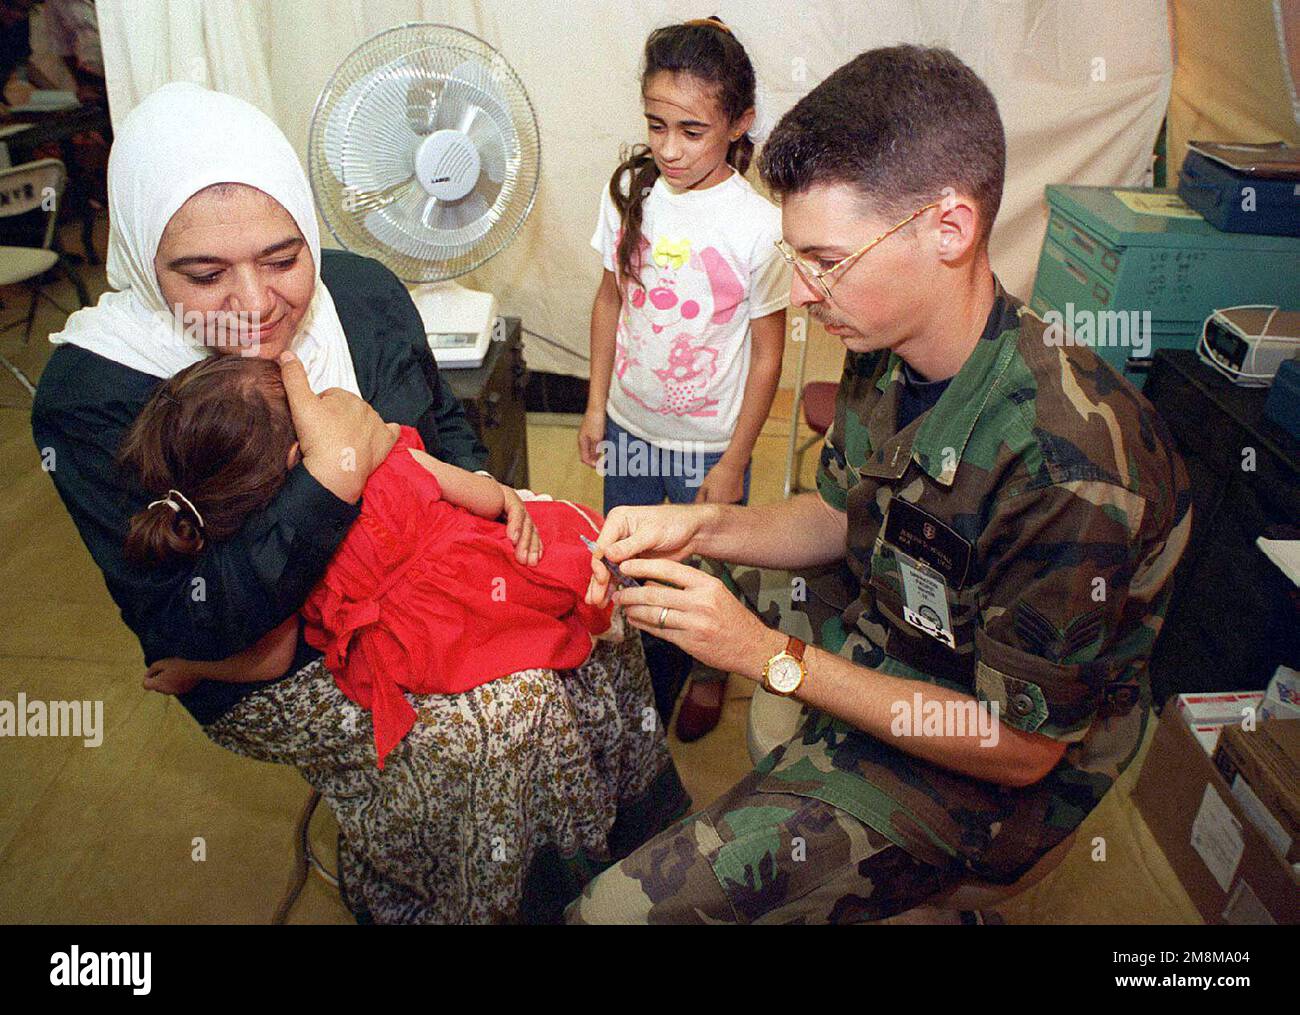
[{"xmin": 308, "ymin": 23, "xmax": 540, "ymax": 283}]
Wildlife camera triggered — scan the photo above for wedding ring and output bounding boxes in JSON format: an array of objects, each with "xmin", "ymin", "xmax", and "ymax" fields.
[{"xmin": 658, "ymin": 606, "xmax": 669, "ymax": 629}]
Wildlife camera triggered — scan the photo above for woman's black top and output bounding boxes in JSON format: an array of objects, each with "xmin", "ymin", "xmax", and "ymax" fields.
[{"xmin": 31, "ymin": 249, "xmax": 489, "ymax": 725}]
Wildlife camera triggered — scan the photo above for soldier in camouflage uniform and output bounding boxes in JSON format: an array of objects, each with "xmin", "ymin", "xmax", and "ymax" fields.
[{"xmin": 567, "ymin": 46, "xmax": 1191, "ymax": 924}]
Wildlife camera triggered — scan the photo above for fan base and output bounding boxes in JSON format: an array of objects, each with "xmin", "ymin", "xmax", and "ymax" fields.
[{"xmin": 409, "ymin": 280, "xmax": 498, "ymax": 369}]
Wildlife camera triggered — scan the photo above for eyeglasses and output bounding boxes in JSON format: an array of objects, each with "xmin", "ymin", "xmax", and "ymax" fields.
[{"xmin": 774, "ymin": 200, "xmax": 941, "ymax": 301}]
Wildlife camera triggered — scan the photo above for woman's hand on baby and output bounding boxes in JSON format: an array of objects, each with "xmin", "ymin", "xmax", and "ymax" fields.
[
  {"xmin": 585, "ymin": 503, "xmax": 713, "ymax": 606},
  {"xmin": 279, "ymin": 351, "xmax": 388, "ymax": 503},
  {"xmin": 501, "ymin": 486, "xmax": 542, "ymax": 565},
  {"xmin": 143, "ymin": 658, "xmax": 202, "ymax": 696}
]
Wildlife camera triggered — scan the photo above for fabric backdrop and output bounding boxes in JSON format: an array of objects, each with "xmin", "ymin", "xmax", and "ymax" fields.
[
  {"xmin": 97, "ymin": 0, "xmax": 1173, "ymax": 385},
  {"xmin": 1167, "ymin": 0, "xmax": 1300, "ymax": 181}
]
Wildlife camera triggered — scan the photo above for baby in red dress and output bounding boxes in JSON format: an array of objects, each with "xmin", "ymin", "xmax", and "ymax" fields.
[{"xmin": 119, "ymin": 355, "xmax": 613, "ymax": 768}]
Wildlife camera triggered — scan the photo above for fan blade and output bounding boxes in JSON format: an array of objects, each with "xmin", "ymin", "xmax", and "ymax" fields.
[
  {"xmin": 433, "ymin": 61, "xmax": 507, "ymax": 133},
  {"xmin": 448, "ymin": 191, "xmax": 492, "ymax": 233},
  {"xmin": 400, "ymin": 56, "xmax": 444, "ymax": 136},
  {"xmin": 448, "ymin": 59, "xmax": 508, "ymax": 113},
  {"xmin": 365, "ymin": 183, "xmax": 452, "ymax": 256},
  {"xmin": 328, "ymin": 71, "xmax": 423, "ymax": 194},
  {"xmin": 363, "ymin": 195, "xmax": 423, "ymax": 255},
  {"xmin": 468, "ymin": 171, "xmax": 502, "ymax": 215},
  {"xmin": 324, "ymin": 76, "xmax": 371, "ymax": 183},
  {"xmin": 466, "ymin": 115, "xmax": 508, "ymax": 183}
]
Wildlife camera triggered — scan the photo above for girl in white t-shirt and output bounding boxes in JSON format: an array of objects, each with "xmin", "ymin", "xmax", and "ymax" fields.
[{"xmin": 580, "ymin": 16, "xmax": 790, "ymax": 741}]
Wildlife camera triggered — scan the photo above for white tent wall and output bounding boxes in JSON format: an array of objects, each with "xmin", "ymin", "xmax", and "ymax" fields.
[
  {"xmin": 99, "ymin": 1, "xmax": 277, "ymax": 118},
  {"xmin": 97, "ymin": 0, "xmax": 1172, "ymax": 386}
]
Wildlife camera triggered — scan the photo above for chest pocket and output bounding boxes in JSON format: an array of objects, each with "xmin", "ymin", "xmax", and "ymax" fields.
[{"xmin": 865, "ymin": 506, "xmax": 980, "ymax": 688}]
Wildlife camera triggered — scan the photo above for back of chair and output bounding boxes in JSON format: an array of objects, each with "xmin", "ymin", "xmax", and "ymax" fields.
[{"xmin": 0, "ymin": 158, "xmax": 67, "ymax": 250}]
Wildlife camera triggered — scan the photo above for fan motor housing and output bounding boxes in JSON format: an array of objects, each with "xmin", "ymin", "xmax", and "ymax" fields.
[{"xmin": 415, "ymin": 129, "xmax": 482, "ymax": 201}]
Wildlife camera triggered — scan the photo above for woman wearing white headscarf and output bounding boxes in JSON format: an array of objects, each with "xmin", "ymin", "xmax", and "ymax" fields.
[{"xmin": 32, "ymin": 82, "xmax": 688, "ymax": 923}]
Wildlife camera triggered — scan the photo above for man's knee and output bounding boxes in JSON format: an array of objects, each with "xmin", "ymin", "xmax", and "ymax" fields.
[
  {"xmin": 568, "ymin": 781, "xmax": 908, "ymax": 925},
  {"xmin": 566, "ymin": 817, "xmax": 732, "ymax": 925},
  {"xmin": 565, "ymin": 861, "xmax": 657, "ymax": 924}
]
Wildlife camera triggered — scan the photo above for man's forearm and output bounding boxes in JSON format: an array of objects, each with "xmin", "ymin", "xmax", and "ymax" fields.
[
  {"xmin": 738, "ymin": 626, "xmax": 1063, "ymax": 788},
  {"xmin": 695, "ymin": 493, "xmax": 847, "ymax": 569}
]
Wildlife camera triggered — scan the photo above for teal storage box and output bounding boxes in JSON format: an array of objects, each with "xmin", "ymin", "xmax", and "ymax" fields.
[{"xmin": 1030, "ymin": 186, "xmax": 1300, "ymax": 383}]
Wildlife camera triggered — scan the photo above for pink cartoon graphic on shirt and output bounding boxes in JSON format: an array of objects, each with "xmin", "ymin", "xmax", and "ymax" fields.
[{"xmin": 614, "ymin": 233, "xmax": 744, "ymax": 417}]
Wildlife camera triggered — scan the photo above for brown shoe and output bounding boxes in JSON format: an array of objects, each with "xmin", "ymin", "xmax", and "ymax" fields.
[{"xmin": 674, "ymin": 674, "xmax": 728, "ymax": 742}]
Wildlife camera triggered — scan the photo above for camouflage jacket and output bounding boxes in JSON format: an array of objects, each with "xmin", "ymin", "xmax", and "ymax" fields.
[{"xmin": 760, "ymin": 281, "xmax": 1193, "ymax": 882}]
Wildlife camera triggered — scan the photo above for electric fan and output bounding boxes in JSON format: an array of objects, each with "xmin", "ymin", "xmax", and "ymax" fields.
[{"xmin": 308, "ymin": 24, "xmax": 540, "ymax": 367}]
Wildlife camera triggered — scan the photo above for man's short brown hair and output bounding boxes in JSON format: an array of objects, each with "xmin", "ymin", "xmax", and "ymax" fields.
[{"xmin": 759, "ymin": 45, "xmax": 1006, "ymax": 244}]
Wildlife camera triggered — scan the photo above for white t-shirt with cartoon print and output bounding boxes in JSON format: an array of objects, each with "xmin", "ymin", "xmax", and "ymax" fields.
[{"xmin": 591, "ymin": 168, "xmax": 789, "ymax": 453}]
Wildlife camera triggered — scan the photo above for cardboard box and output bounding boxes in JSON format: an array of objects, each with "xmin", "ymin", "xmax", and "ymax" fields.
[
  {"xmin": 1132, "ymin": 711, "xmax": 1300, "ymax": 924},
  {"xmin": 1175, "ymin": 690, "xmax": 1266, "ymax": 725},
  {"xmin": 1214, "ymin": 720, "xmax": 1300, "ymax": 863},
  {"xmin": 1262, "ymin": 667, "xmax": 1300, "ymax": 722},
  {"xmin": 1262, "ymin": 689, "xmax": 1300, "ymax": 723},
  {"xmin": 1173, "ymin": 691, "xmax": 1265, "ymax": 753}
]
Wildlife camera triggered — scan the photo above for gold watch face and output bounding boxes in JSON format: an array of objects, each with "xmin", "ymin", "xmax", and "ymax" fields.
[{"xmin": 767, "ymin": 655, "xmax": 803, "ymax": 694}]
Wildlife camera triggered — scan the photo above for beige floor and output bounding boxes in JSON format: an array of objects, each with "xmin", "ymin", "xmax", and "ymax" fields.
[{"xmin": 0, "ymin": 222, "xmax": 1201, "ymax": 923}]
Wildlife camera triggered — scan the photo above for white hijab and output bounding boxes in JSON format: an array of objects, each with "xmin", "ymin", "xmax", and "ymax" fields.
[{"xmin": 50, "ymin": 81, "xmax": 361, "ymax": 396}]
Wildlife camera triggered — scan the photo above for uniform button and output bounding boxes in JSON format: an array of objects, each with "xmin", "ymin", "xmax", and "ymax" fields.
[{"xmin": 1011, "ymin": 693, "xmax": 1034, "ymax": 715}]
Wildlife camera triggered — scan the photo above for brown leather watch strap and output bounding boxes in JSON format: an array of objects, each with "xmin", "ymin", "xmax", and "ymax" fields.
[{"xmin": 786, "ymin": 636, "xmax": 806, "ymax": 662}]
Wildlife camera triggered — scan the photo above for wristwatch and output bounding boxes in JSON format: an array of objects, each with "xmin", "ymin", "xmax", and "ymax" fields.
[{"xmin": 761, "ymin": 636, "xmax": 807, "ymax": 697}]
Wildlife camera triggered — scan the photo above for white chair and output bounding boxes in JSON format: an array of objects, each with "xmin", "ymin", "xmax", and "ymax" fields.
[{"xmin": 0, "ymin": 158, "xmax": 89, "ymax": 395}]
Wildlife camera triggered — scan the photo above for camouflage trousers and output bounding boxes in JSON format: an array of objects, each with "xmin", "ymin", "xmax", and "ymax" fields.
[
  {"xmin": 564, "ymin": 747, "xmax": 963, "ymax": 924},
  {"xmin": 564, "ymin": 551, "xmax": 1081, "ymax": 920},
  {"xmin": 566, "ymin": 558, "xmax": 964, "ymax": 924}
]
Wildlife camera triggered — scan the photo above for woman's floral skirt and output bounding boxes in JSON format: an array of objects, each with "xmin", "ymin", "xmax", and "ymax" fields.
[{"xmin": 204, "ymin": 632, "xmax": 690, "ymax": 923}]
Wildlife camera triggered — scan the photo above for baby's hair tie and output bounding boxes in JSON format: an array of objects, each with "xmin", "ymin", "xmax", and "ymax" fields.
[
  {"xmin": 685, "ymin": 17, "xmax": 732, "ymax": 34},
  {"xmin": 147, "ymin": 489, "xmax": 205, "ymax": 530}
]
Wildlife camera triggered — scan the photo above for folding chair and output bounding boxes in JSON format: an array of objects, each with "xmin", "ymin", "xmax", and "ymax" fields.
[
  {"xmin": 272, "ymin": 789, "xmax": 340, "ymax": 925},
  {"xmin": 0, "ymin": 158, "xmax": 89, "ymax": 395}
]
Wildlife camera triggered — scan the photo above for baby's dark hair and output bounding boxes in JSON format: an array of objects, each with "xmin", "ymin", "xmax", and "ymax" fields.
[
  {"xmin": 119, "ymin": 355, "xmax": 298, "ymax": 567},
  {"xmin": 611, "ymin": 15, "xmax": 757, "ymax": 285}
]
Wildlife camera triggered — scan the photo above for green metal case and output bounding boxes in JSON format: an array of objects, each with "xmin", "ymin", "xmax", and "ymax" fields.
[{"xmin": 1029, "ymin": 186, "xmax": 1300, "ymax": 381}]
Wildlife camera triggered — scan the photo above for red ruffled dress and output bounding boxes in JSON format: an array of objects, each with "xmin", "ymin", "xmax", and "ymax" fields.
[{"xmin": 300, "ymin": 425, "xmax": 612, "ymax": 768}]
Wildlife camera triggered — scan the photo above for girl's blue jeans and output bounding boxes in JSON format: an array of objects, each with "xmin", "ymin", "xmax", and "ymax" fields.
[
  {"xmin": 598, "ymin": 417, "xmax": 750, "ymax": 717},
  {"xmin": 600, "ymin": 417, "xmax": 751, "ymax": 513}
]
